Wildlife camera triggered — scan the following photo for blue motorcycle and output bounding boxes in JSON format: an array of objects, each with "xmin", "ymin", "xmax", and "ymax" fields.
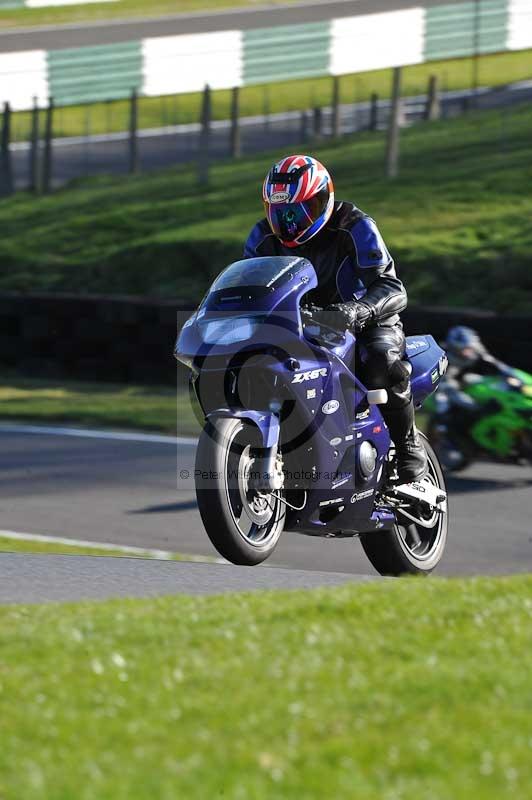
[{"xmin": 175, "ymin": 256, "xmax": 449, "ymax": 576}]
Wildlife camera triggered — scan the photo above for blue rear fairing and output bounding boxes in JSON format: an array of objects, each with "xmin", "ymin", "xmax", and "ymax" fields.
[{"xmin": 406, "ymin": 335, "xmax": 448, "ymax": 405}]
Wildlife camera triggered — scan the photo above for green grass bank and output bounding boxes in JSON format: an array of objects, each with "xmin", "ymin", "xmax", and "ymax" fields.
[
  {"xmin": 9, "ymin": 49, "xmax": 532, "ymax": 143},
  {"xmin": 0, "ymin": 376, "xmax": 197, "ymax": 434},
  {"xmin": 0, "ymin": 374, "xmax": 429, "ymax": 433},
  {"xmin": 0, "ymin": 574, "xmax": 531, "ymax": 799},
  {"xmin": 1, "ymin": 103, "xmax": 531, "ymax": 313}
]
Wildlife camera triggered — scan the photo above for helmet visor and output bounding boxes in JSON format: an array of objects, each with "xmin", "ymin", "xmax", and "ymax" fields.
[{"xmin": 265, "ymin": 189, "xmax": 329, "ymax": 243}]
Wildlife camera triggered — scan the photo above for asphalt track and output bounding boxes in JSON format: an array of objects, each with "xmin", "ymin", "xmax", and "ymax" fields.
[
  {"xmin": 0, "ymin": 426, "xmax": 531, "ymax": 603},
  {"xmin": 0, "ymin": 0, "xmax": 465, "ymax": 52},
  {"xmin": 0, "ymin": 553, "xmax": 379, "ymax": 604}
]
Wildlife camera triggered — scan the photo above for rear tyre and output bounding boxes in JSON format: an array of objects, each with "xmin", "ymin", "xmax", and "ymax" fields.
[
  {"xmin": 360, "ymin": 434, "xmax": 448, "ymax": 576},
  {"xmin": 195, "ymin": 417, "xmax": 285, "ymax": 565}
]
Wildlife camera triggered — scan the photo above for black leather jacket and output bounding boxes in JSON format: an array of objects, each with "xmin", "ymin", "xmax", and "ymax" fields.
[{"xmin": 244, "ymin": 201, "xmax": 407, "ymax": 328}]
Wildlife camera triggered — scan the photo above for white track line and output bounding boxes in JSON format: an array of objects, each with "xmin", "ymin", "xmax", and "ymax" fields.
[
  {"xmin": 0, "ymin": 422, "xmax": 197, "ymax": 446},
  {"xmin": 0, "ymin": 529, "xmax": 224, "ymax": 563}
]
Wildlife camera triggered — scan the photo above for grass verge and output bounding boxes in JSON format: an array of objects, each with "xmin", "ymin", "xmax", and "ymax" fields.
[
  {"xmin": 1, "ymin": 103, "xmax": 531, "ymax": 312},
  {"xmin": 8, "ymin": 49, "xmax": 532, "ymax": 142},
  {"xmin": 0, "ymin": 574, "xmax": 531, "ymax": 798},
  {"xmin": 0, "ymin": 376, "xmax": 429, "ymax": 434},
  {"xmin": 0, "ymin": 534, "xmax": 187, "ymax": 560},
  {"xmin": 0, "ymin": 0, "xmax": 297, "ymax": 30},
  {"xmin": 0, "ymin": 376, "xmax": 198, "ymax": 435}
]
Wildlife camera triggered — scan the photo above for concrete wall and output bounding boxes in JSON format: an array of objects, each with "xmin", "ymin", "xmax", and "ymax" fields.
[{"xmin": 1, "ymin": 292, "xmax": 529, "ymax": 385}]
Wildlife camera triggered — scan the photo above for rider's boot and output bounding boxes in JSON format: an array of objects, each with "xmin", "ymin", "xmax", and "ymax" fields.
[{"xmin": 381, "ymin": 397, "xmax": 428, "ymax": 484}]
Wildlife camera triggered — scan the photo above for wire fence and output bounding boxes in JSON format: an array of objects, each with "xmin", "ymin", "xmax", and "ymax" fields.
[{"xmin": 1, "ymin": 70, "xmax": 531, "ymax": 196}]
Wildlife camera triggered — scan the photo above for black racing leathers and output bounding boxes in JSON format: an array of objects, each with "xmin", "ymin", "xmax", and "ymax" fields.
[
  {"xmin": 244, "ymin": 201, "xmax": 407, "ymax": 328},
  {"xmin": 243, "ymin": 200, "xmax": 427, "ymax": 481}
]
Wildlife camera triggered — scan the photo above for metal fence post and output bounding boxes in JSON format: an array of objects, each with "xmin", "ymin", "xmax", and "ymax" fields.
[
  {"xmin": 331, "ymin": 76, "xmax": 340, "ymax": 138},
  {"xmin": 42, "ymin": 96, "xmax": 54, "ymax": 194},
  {"xmin": 313, "ymin": 107, "xmax": 323, "ymax": 140},
  {"xmin": 198, "ymin": 84, "xmax": 211, "ymax": 187},
  {"xmin": 263, "ymin": 85, "xmax": 270, "ymax": 133},
  {"xmin": 425, "ymin": 75, "xmax": 440, "ymax": 121},
  {"xmin": 386, "ymin": 67, "xmax": 402, "ymax": 179},
  {"xmin": 83, "ymin": 105, "xmax": 91, "ymax": 176},
  {"xmin": 29, "ymin": 96, "xmax": 41, "ymax": 194},
  {"xmin": 300, "ymin": 110, "xmax": 309, "ymax": 143},
  {"xmin": 105, "ymin": 99, "xmax": 113, "ymax": 134},
  {"xmin": 472, "ymin": 0, "xmax": 481, "ymax": 105},
  {"xmin": 1, "ymin": 101, "xmax": 13, "ymax": 197},
  {"xmin": 129, "ymin": 89, "xmax": 139, "ymax": 174},
  {"xmin": 230, "ymin": 86, "xmax": 241, "ymax": 159},
  {"xmin": 369, "ymin": 92, "xmax": 379, "ymax": 132}
]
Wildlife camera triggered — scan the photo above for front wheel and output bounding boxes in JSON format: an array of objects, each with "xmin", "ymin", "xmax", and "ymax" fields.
[
  {"xmin": 195, "ymin": 417, "xmax": 286, "ymax": 565},
  {"xmin": 360, "ymin": 434, "xmax": 448, "ymax": 576}
]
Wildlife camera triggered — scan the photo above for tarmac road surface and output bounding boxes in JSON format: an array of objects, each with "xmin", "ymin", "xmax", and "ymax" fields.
[
  {"xmin": 0, "ymin": 552, "xmax": 380, "ymax": 604},
  {"xmin": 0, "ymin": 0, "xmax": 465, "ymax": 52},
  {"xmin": 1, "ymin": 425, "xmax": 531, "ymax": 581}
]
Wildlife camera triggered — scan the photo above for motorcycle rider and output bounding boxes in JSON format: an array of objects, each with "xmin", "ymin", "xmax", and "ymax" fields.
[
  {"xmin": 243, "ymin": 154, "xmax": 427, "ymax": 484},
  {"xmin": 437, "ymin": 325, "xmax": 514, "ymax": 413}
]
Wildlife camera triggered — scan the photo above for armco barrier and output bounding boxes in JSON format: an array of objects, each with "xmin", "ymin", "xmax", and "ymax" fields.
[{"xmin": 0, "ymin": 292, "xmax": 530, "ymax": 386}]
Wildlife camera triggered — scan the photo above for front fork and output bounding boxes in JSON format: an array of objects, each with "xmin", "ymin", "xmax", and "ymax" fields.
[
  {"xmin": 254, "ymin": 444, "xmax": 284, "ymax": 492},
  {"xmin": 206, "ymin": 409, "xmax": 283, "ymax": 492}
]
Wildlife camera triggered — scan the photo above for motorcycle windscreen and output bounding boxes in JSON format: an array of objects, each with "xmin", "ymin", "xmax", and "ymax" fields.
[{"xmin": 211, "ymin": 256, "xmax": 309, "ymax": 293}]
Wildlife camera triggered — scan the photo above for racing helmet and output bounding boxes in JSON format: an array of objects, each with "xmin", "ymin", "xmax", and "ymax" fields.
[
  {"xmin": 262, "ymin": 155, "xmax": 334, "ymax": 248},
  {"xmin": 444, "ymin": 326, "xmax": 486, "ymax": 368}
]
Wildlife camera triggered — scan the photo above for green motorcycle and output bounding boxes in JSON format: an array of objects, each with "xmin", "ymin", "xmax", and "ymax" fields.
[{"xmin": 427, "ymin": 369, "xmax": 532, "ymax": 472}]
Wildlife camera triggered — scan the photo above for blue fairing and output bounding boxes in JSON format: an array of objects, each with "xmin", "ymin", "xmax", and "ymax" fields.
[
  {"xmin": 406, "ymin": 335, "xmax": 448, "ymax": 405},
  {"xmin": 176, "ymin": 256, "xmax": 318, "ymax": 362},
  {"xmin": 175, "ymin": 256, "xmax": 444, "ymax": 536},
  {"xmin": 207, "ymin": 409, "xmax": 279, "ymax": 449}
]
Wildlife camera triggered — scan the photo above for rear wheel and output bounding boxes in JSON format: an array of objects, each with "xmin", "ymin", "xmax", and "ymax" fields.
[
  {"xmin": 195, "ymin": 417, "xmax": 286, "ymax": 565},
  {"xmin": 360, "ymin": 434, "xmax": 448, "ymax": 576}
]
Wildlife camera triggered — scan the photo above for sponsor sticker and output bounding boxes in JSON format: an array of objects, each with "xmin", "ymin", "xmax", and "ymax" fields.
[
  {"xmin": 406, "ymin": 339, "xmax": 426, "ymax": 351},
  {"xmin": 356, "ymin": 408, "xmax": 370, "ymax": 420},
  {"xmin": 270, "ymin": 191, "xmax": 291, "ymax": 203},
  {"xmin": 319, "ymin": 497, "xmax": 345, "ymax": 507},
  {"xmin": 350, "ymin": 488, "xmax": 375, "ymax": 504},
  {"xmin": 322, "ymin": 400, "xmax": 339, "ymax": 415},
  {"xmin": 292, "ymin": 368, "xmax": 328, "ymax": 384},
  {"xmin": 431, "ymin": 368, "xmax": 439, "ymax": 384},
  {"xmin": 330, "ymin": 437, "xmax": 342, "ymax": 447},
  {"xmin": 372, "ymin": 425, "xmax": 382, "ymax": 434},
  {"xmin": 332, "ymin": 476, "xmax": 350, "ymax": 489},
  {"xmin": 345, "ymin": 434, "xmax": 354, "ymax": 441},
  {"xmin": 306, "ymin": 388, "xmax": 317, "ymax": 400}
]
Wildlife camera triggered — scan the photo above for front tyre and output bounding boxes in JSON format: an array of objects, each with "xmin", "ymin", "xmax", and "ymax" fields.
[
  {"xmin": 360, "ymin": 434, "xmax": 448, "ymax": 576},
  {"xmin": 195, "ymin": 417, "xmax": 286, "ymax": 565}
]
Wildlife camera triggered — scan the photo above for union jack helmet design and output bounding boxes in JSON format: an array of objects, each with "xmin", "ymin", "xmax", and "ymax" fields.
[{"xmin": 262, "ymin": 154, "xmax": 335, "ymax": 248}]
